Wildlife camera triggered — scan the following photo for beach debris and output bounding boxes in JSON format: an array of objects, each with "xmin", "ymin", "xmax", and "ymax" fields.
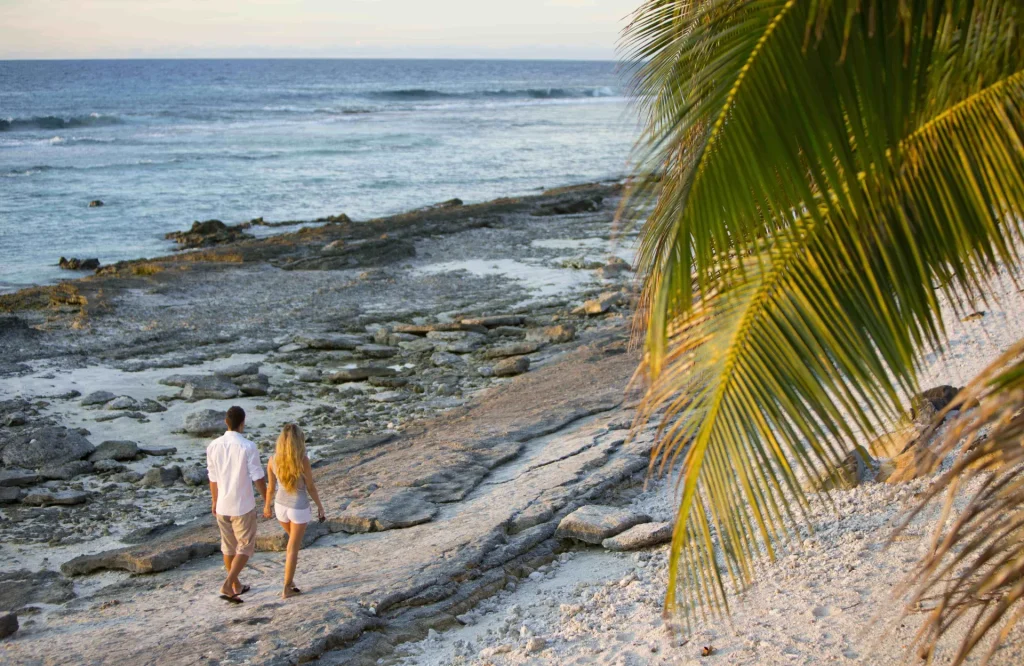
[
  {"xmin": 701, "ymin": 645, "xmax": 715, "ymax": 657},
  {"xmin": 961, "ymin": 310, "xmax": 986, "ymax": 321},
  {"xmin": 602, "ymin": 521, "xmax": 673, "ymax": 551},
  {"xmin": 58, "ymin": 257, "xmax": 100, "ymax": 271},
  {"xmin": 493, "ymin": 356, "xmax": 530, "ymax": 377},
  {"xmin": 555, "ymin": 505, "xmax": 652, "ymax": 544}
]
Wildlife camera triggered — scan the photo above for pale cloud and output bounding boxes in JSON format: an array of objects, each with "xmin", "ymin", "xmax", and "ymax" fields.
[{"xmin": 0, "ymin": 0, "xmax": 640, "ymax": 59}]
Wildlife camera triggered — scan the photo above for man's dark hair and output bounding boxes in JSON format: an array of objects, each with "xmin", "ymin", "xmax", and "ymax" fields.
[{"xmin": 225, "ymin": 406, "xmax": 245, "ymax": 431}]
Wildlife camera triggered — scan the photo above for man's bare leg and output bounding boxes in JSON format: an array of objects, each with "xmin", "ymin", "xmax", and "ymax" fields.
[
  {"xmin": 221, "ymin": 554, "xmax": 246, "ymax": 595},
  {"xmin": 220, "ymin": 554, "xmax": 249, "ymax": 597}
]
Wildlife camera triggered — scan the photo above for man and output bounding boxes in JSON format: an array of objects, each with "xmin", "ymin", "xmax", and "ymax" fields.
[{"xmin": 207, "ymin": 406, "xmax": 267, "ymax": 603}]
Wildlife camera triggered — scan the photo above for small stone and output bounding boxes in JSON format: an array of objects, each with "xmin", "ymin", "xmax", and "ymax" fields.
[
  {"xmin": 297, "ymin": 369, "xmax": 322, "ymax": 382},
  {"xmin": 456, "ymin": 613, "xmax": 476, "ymax": 626},
  {"xmin": 369, "ymin": 391, "xmax": 406, "ymax": 403},
  {"xmin": 181, "ymin": 409, "xmax": 226, "ymax": 436},
  {"xmin": 138, "ymin": 399, "xmax": 167, "ymax": 413},
  {"xmin": 92, "ymin": 459, "xmax": 126, "ymax": 474},
  {"xmin": 583, "ymin": 291, "xmax": 623, "ymax": 315},
  {"xmin": 39, "ymin": 460, "xmax": 94, "ymax": 481},
  {"xmin": 493, "ymin": 356, "xmax": 530, "ymax": 377},
  {"xmin": 141, "ymin": 466, "xmax": 181, "ymax": 488},
  {"xmin": 525, "ymin": 637, "xmax": 546, "ymax": 653},
  {"xmin": 106, "ymin": 396, "xmax": 138, "ymax": 410},
  {"xmin": 556, "ymin": 505, "xmax": 652, "ymax": 544},
  {"xmin": 181, "ymin": 465, "xmax": 209, "ymax": 486},
  {"xmin": 357, "ymin": 344, "xmax": 399, "ymax": 358},
  {"xmin": 138, "ymin": 446, "xmax": 177, "ymax": 457},
  {"xmin": 602, "ymin": 522, "xmax": 674, "ymax": 551},
  {"xmin": 526, "ymin": 324, "xmax": 575, "ymax": 344},
  {"xmin": 478, "ymin": 366, "xmax": 495, "ymax": 378},
  {"xmin": 431, "ymin": 351, "xmax": 466, "ymax": 368},
  {"xmin": 80, "ymin": 391, "xmax": 116, "ymax": 407}
]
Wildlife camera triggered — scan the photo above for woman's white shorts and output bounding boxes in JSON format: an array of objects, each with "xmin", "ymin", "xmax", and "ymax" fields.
[{"xmin": 274, "ymin": 504, "xmax": 311, "ymax": 525}]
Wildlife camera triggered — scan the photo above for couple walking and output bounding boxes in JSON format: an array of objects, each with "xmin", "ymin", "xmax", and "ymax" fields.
[{"xmin": 206, "ymin": 406, "xmax": 326, "ymax": 603}]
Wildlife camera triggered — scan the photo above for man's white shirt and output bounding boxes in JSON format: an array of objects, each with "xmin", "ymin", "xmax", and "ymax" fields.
[{"xmin": 206, "ymin": 430, "xmax": 264, "ymax": 516}]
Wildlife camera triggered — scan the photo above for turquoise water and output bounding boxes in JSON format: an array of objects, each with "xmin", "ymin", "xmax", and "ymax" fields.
[{"xmin": 0, "ymin": 59, "xmax": 637, "ymax": 291}]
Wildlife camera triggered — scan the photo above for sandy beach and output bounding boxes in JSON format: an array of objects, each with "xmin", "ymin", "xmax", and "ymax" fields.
[{"xmin": 1, "ymin": 182, "xmax": 1024, "ymax": 665}]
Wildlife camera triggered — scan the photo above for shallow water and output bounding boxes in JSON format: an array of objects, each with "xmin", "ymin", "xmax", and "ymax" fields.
[{"xmin": 0, "ymin": 59, "xmax": 638, "ymax": 291}]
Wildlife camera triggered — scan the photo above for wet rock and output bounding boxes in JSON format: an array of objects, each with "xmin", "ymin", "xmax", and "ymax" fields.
[
  {"xmin": 138, "ymin": 445, "xmax": 177, "ymax": 456},
  {"xmin": 357, "ymin": 344, "xmax": 399, "ymax": 359},
  {"xmin": 21, "ymin": 489, "xmax": 89, "ymax": 506},
  {"xmin": 555, "ymin": 505, "xmax": 652, "ymax": 544},
  {"xmin": 80, "ymin": 391, "xmax": 116, "ymax": 407},
  {"xmin": 182, "ymin": 376, "xmax": 239, "ymax": 401},
  {"xmin": 39, "ymin": 460, "xmax": 94, "ymax": 481},
  {"xmin": 493, "ymin": 356, "xmax": 530, "ymax": 377},
  {"xmin": 526, "ymin": 324, "xmax": 575, "ymax": 344},
  {"xmin": 431, "ymin": 351, "xmax": 466, "ymax": 368},
  {"xmin": 0, "ymin": 469, "xmax": 39, "ymax": 487},
  {"xmin": 89, "ymin": 440, "xmax": 139, "ymax": 462},
  {"xmin": 88, "ymin": 199, "xmax": 104, "ymax": 207},
  {"xmin": 58, "ymin": 257, "xmax": 100, "ymax": 271},
  {"xmin": 326, "ymin": 365, "xmax": 398, "ymax": 383},
  {"xmin": 215, "ymin": 362, "xmax": 260, "ymax": 378},
  {"xmin": 0, "ymin": 569, "xmax": 76, "ymax": 611},
  {"xmin": 560, "ymin": 256, "xmax": 604, "ymax": 270},
  {"xmin": 181, "ymin": 409, "xmax": 226, "ymax": 436},
  {"xmin": 334, "ymin": 488, "xmax": 437, "ymax": 533},
  {"xmin": 0, "ymin": 612, "xmax": 17, "ymax": 640},
  {"xmin": 181, "ymin": 465, "xmax": 209, "ymax": 487},
  {"xmin": 165, "ymin": 219, "xmax": 252, "ymax": 249},
  {"xmin": 106, "ymin": 396, "xmax": 138, "ymax": 410},
  {"xmin": 461, "ymin": 315, "xmax": 525, "ymax": 328},
  {"xmin": 602, "ymin": 522, "xmax": 673, "ymax": 551},
  {"xmin": 583, "ymin": 291, "xmax": 623, "ymax": 315},
  {"xmin": 534, "ymin": 196, "xmax": 602, "ymax": 216},
  {"xmin": 483, "ymin": 341, "xmax": 542, "ymax": 359},
  {"xmin": 141, "ymin": 466, "xmax": 181, "ymax": 488},
  {"xmin": 293, "ymin": 333, "xmax": 365, "ymax": 350},
  {"xmin": 92, "ymin": 459, "xmax": 126, "ymax": 474},
  {"xmin": 0, "ymin": 487, "xmax": 19, "ymax": 504},
  {"xmin": 1, "ymin": 426, "xmax": 95, "ymax": 469}
]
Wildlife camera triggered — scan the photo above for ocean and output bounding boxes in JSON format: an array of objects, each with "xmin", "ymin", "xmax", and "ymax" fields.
[{"xmin": 0, "ymin": 59, "xmax": 637, "ymax": 292}]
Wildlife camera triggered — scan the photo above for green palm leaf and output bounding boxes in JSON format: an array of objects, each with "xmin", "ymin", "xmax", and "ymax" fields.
[{"xmin": 622, "ymin": 0, "xmax": 1024, "ymax": 630}]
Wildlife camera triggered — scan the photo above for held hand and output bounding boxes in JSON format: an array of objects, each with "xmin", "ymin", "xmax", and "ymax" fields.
[
  {"xmin": 263, "ymin": 505, "xmax": 272, "ymax": 519},
  {"xmin": 317, "ymin": 505, "xmax": 326, "ymax": 523},
  {"xmin": 211, "ymin": 503, "xmax": 217, "ymax": 517}
]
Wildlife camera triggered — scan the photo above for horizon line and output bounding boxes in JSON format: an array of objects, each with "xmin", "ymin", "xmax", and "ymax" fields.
[{"xmin": 0, "ymin": 55, "xmax": 622, "ymax": 63}]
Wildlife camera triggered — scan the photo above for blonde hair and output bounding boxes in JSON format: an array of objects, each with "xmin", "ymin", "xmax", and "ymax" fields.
[{"xmin": 274, "ymin": 424, "xmax": 306, "ymax": 493}]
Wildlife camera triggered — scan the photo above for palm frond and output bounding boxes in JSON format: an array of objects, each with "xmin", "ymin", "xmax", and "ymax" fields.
[{"xmin": 622, "ymin": 0, "xmax": 1024, "ymax": 629}]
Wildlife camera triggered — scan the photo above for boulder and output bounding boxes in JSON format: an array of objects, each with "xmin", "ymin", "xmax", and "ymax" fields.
[
  {"xmin": 1, "ymin": 427, "xmax": 95, "ymax": 469},
  {"xmin": 555, "ymin": 505, "xmax": 652, "ymax": 544},
  {"xmin": 181, "ymin": 409, "xmax": 226, "ymax": 436},
  {"xmin": 236, "ymin": 373, "xmax": 270, "ymax": 397},
  {"xmin": 39, "ymin": 460, "xmax": 94, "ymax": 481},
  {"xmin": 483, "ymin": 341, "xmax": 542, "ymax": 359},
  {"xmin": 181, "ymin": 376, "xmax": 239, "ymax": 401},
  {"xmin": 293, "ymin": 333, "xmax": 365, "ymax": 350},
  {"xmin": 493, "ymin": 356, "xmax": 530, "ymax": 377},
  {"xmin": 0, "ymin": 487, "xmax": 19, "ymax": 504},
  {"xmin": 106, "ymin": 396, "xmax": 138, "ymax": 410},
  {"xmin": 89, "ymin": 440, "xmax": 139, "ymax": 462},
  {"xmin": 461, "ymin": 315, "xmax": 525, "ymax": 328},
  {"xmin": 180, "ymin": 465, "xmax": 209, "ymax": 487},
  {"xmin": 583, "ymin": 291, "xmax": 623, "ymax": 315},
  {"xmin": 431, "ymin": 351, "xmax": 466, "ymax": 368},
  {"xmin": 602, "ymin": 522, "xmax": 673, "ymax": 551},
  {"xmin": 215, "ymin": 362, "xmax": 260, "ymax": 378},
  {"xmin": 58, "ymin": 257, "xmax": 100, "ymax": 271},
  {"xmin": 335, "ymin": 488, "xmax": 437, "ymax": 533},
  {"xmin": 526, "ymin": 324, "xmax": 575, "ymax": 344},
  {"xmin": 0, "ymin": 469, "xmax": 39, "ymax": 488},
  {"xmin": 4, "ymin": 413, "xmax": 27, "ymax": 427},
  {"xmin": 141, "ymin": 466, "xmax": 181, "ymax": 488},
  {"xmin": 326, "ymin": 365, "xmax": 398, "ymax": 383},
  {"xmin": 0, "ymin": 613, "xmax": 17, "ymax": 640},
  {"xmin": 88, "ymin": 199, "xmax": 104, "ymax": 207},
  {"xmin": 21, "ymin": 490, "xmax": 89, "ymax": 506},
  {"xmin": 164, "ymin": 219, "xmax": 252, "ymax": 249},
  {"xmin": 80, "ymin": 391, "xmax": 116, "ymax": 406}
]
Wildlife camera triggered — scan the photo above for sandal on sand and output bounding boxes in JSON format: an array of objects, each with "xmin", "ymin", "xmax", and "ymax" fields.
[
  {"xmin": 220, "ymin": 594, "xmax": 244, "ymax": 604},
  {"xmin": 290, "ymin": 586, "xmax": 301, "ymax": 594},
  {"xmin": 237, "ymin": 585, "xmax": 251, "ymax": 595}
]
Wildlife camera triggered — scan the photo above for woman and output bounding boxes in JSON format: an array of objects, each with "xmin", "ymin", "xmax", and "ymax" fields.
[{"xmin": 263, "ymin": 423, "xmax": 325, "ymax": 599}]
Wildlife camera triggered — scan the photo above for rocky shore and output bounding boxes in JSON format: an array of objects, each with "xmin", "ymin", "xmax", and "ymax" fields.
[{"xmin": 0, "ymin": 181, "xmax": 668, "ymax": 664}]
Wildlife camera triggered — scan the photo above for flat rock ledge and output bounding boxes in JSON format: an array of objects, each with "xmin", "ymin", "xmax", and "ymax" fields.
[
  {"xmin": 602, "ymin": 521, "xmax": 673, "ymax": 551},
  {"xmin": 555, "ymin": 505, "xmax": 652, "ymax": 545}
]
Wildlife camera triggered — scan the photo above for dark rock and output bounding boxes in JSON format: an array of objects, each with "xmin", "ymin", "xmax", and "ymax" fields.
[
  {"xmin": 92, "ymin": 459, "xmax": 126, "ymax": 474},
  {"xmin": 555, "ymin": 505, "xmax": 652, "ymax": 544},
  {"xmin": 461, "ymin": 315, "xmax": 525, "ymax": 328},
  {"xmin": 0, "ymin": 569, "xmax": 75, "ymax": 612},
  {"xmin": 809, "ymin": 445, "xmax": 876, "ymax": 491},
  {"xmin": 0, "ymin": 469, "xmax": 39, "ymax": 487},
  {"xmin": 181, "ymin": 409, "xmax": 226, "ymax": 436},
  {"xmin": 1, "ymin": 426, "xmax": 95, "ymax": 469},
  {"xmin": 293, "ymin": 333, "xmax": 365, "ymax": 350},
  {"xmin": 356, "ymin": 344, "xmax": 399, "ymax": 358},
  {"xmin": 80, "ymin": 391, "xmax": 116, "ymax": 406},
  {"xmin": 493, "ymin": 356, "xmax": 530, "ymax": 377},
  {"xmin": 89, "ymin": 440, "xmax": 139, "ymax": 462},
  {"xmin": 5, "ymin": 413, "xmax": 27, "ymax": 427},
  {"xmin": 88, "ymin": 199, "xmax": 104, "ymax": 207},
  {"xmin": 164, "ymin": 219, "xmax": 253, "ymax": 249},
  {"xmin": 367, "ymin": 376, "xmax": 409, "ymax": 388},
  {"xmin": 911, "ymin": 385, "xmax": 961, "ymax": 421},
  {"xmin": 369, "ymin": 390, "xmax": 406, "ymax": 403},
  {"xmin": 0, "ymin": 487, "xmax": 20, "ymax": 504},
  {"xmin": 278, "ymin": 237, "xmax": 416, "ymax": 271},
  {"xmin": 236, "ymin": 373, "xmax": 270, "ymax": 396},
  {"xmin": 58, "ymin": 257, "xmax": 100, "ymax": 271},
  {"xmin": 596, "ymin": 256, "xmax": 632, "ymax": 279},
  {"xmin": 534, "ymin": 196, "xmax": 602, "ymax": 216},
  {"xmin": 138, "ymin": 399, "xmax": 167, "ymax": 413},
  {"xmin": 39, "ymin": 460, "xmax": 94, "ymax": 480},
  {"xmin": 21, "ymin": 489, "xmax": 90, "ymax": 506},
  {"xmin": 138, "ymin": 445, "xmax": 177, "ymax": 456},
  {"xmin": 215, "ymin": 362, "xmax": 260, "ymax": 378},
  {"xmin": 483, "ymin": 341, "xmax": 542, "ymax": 359},
  {"xmin": 326, "ymin": 365, "xmax": 398, "ymax": 383},
  {"xmin": 182, "ymin": 376, "xmax": 239, "ymax": 401},
  {"xmin": 141, "ymin": 466, "xmax": 181, "ymax": 488},
  {"xmin": 334, "ymin": 488, "xmax": 437, "ymax": 533},
  {"xmin": 181, "ymin": 465, "xmax": 208, "ymax": 487},
  {"xmin": 395, "ymin": 322, "xmax": 487, "ymax": 335},
  {"xmin": 0, "ymin": 612, "xmax": 17, "ymax": 640},
  {"xmin": 430, "ymin": 351, "xmax": 466, "ymax": 368},
  {"xmin": 602, "ymin": 522, "xmax": 673, "ymax": 551}
]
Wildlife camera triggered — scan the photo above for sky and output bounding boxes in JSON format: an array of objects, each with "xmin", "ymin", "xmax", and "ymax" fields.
[{"xmin": 0, "ymin": 0, "xmax": 641, "ymax": 60}]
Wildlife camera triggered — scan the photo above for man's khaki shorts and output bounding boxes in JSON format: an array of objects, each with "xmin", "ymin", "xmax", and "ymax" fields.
[{"xmin": 216, "ymin": 510, "xmax": 257, "ymax": 557}]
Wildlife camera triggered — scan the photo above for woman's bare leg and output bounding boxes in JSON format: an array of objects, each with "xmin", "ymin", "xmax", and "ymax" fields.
[{"xmin": 282, "ymin": 521, "xmax": 307, "ymax": 598}]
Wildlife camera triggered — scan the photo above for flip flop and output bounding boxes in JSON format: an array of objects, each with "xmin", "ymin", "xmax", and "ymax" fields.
[
  {"xmin": 220, "ymin": 594, "xmax": 244, "ymax": 604},
  {"xmin": 290, "ymin": 586, "xmax": 301, "ymax": 594},
  {"xmin": 237, "ymin": 585, "xmax": 251, "ymax": 595}
]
